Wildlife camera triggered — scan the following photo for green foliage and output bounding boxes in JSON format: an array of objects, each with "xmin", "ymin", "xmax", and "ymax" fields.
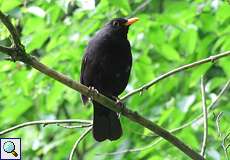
[{"xmin": 0, "ymin": 0, "xmax": 230, "ymax": 159}]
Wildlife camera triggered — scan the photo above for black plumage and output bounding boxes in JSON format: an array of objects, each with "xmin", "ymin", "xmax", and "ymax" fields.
[{"xmin": 80, "ymin": 17, "xmax": 138, "ymax": 141}]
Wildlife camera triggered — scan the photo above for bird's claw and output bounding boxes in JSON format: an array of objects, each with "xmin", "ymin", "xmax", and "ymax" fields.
[
  {"xmin": 113, "ymin": 96, "xmax": 125, "ymax": 118},
  {"xmin": 88, "ymin": 86, "xmax": 99, "ymax": 101},
  {"xmin": 89, "ymin": 86, "xmax": 99, "ymax": 93},
  {"xmin": 210, "ymin": 56, "xmax": 216, "ymax": 63}
]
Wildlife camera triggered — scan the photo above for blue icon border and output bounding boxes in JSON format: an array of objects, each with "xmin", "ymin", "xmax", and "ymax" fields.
[{"xmin": 0, "ymin": 138, "xmax": 21, "ymax": 160}]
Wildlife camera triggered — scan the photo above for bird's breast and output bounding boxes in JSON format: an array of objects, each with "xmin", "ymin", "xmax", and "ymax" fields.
[{"xmin": 84, "ymin": 33, "xmax": 132, "ymax": 96}]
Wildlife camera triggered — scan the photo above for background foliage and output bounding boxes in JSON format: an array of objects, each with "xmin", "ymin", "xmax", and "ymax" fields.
[{"xmin": 0, "ymin": 0, "xmax": 230, "ymax": 159}]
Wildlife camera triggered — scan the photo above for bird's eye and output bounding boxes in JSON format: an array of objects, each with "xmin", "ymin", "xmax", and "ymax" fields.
[{"xmin": 112, "ymin": 21, "xmax": 120, "ymax": 26}]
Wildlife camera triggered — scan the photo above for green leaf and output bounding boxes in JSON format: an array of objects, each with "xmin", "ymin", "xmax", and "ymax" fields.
[
  {"xmin": 22, "ymin": 17, "xmax": 46, "ymax": 35},
  {"xmin": 219, "ymin": 58, "xmax": 230, "ymax": 78},
  {"xmin": 24, "ymin": 29, "xmax": 50, "ymax": 52},
  {"xmin": 200, "ymin": 13, "xmax": 217, "ymax": 32},
  {"xmin": 189, "ymin": 64, "xmax": 212, "ymax": 87},
  {"xmin": 206, "ymin": 77, "xmax": 226, "ymax": 92},
  {"xmin": 178, "ymin": 128, "xmax": 199, "ymax": 148},
  {"xmin": 109, "ymin": 0, "xmax": 131, "ymax": 14},
  {"xmin": 0, "ymin": 0, "xmax": 21, "ymax": 12},
  {"xmin": 158, "ymin": 106, "xmax": 175, "ymax": 125},
  {"xmin": 159, "ymin": 44, "xmax": 181, "ymax": 61},
  {"xmin": 164, "ymin": 0, "xmax": 189, "ymax": 14},
  {"xmin": 221, "ymin": 37, "xmax": 230, "ymax": 50},
  {"xmin": 46, "ymin": 81, "xmax": 65, "ymax": 111},
  {"xmin": 216, "ymin": 3, "xmax": 230, "ymax": 24},
  {"xmin": 134, "ymin": 54, "xmax": 155, "ymax": 84},
  {"xmin": 197, "ymin": 35, "xmax": 215, "ymax": 59},
  {"xmin": 47, "ymin": 5, "xmax": 62, "ymax": 24},
  {"xmin": 1, "ymin": 96, "xmax": 32, "ymax": 124},
  {"xmin": 148, "ymin": 24, "xmax": 165, "ymax": 45},
  {"xmin": 180, "ymin": 26, "xmax": 198, "ymax": 54}
]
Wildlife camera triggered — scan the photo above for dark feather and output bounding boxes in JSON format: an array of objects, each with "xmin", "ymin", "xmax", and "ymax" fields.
[{"xmin": 80, "ymin": 18, "xmax": 133, "ymax": 141}]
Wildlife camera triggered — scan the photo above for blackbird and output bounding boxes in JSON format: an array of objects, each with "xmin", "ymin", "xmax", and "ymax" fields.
[{"xmin": 80, "ymin": 17, "xmax": 138, "ymax": 142}]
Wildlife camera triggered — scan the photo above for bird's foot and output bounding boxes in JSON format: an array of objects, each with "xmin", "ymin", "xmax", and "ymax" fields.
[
  {"xmin": 112, "ymin": 96, "xmax": 125, "ymax": 118},
  {"xmin": 88, "ymin": 86, "xmax": 99, "ymax": 101}
]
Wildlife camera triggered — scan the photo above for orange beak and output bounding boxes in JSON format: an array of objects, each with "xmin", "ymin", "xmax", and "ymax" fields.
[{"xmin": 125, "ymin": 17, "xmax": 139, "ymax": 26}]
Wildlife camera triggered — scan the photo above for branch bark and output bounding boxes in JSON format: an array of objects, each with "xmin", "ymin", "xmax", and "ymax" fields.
[
  {"xmin": 0, "ymin": 11, "xmax": 22, "ymax": 47},
  {"xmin": 0, "ymin": 45, "xmax": 15, "ymax": 55}
]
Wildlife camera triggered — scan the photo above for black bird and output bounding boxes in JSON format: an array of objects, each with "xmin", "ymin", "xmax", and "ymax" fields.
[{"xmin": 80, "ymin": 17, "xmax": 138, "ymax": 142}]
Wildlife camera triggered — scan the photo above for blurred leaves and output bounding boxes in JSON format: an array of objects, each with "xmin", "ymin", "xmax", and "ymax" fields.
[
  {"xmin": 0, "ymin": 0, "xmax": 230, "ymax": 159},
  {"xmin": 110, "ymin": 0, "xmax": 131, "ymax": 14},
  {"xmin": 0, "ymin": 0, "xmax": 21, "ymax": 12},
  {"xmin": 159, "ymin": 44, "xmax": 181, "ymax": 61}
]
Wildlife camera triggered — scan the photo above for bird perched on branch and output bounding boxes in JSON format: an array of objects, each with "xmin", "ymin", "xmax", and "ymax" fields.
[{"xmin": 80, "ymin": 17, "xmax": 138, "ymax": 141}]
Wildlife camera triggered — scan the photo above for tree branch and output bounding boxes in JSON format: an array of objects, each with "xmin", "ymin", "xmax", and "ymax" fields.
[
  {"xmin": 0, "ymin": 10, "xmax": 22, "ymax": 48},
  {"xmin": 121, "ymin": 51, "xmax": 230, "ymax": 101},
  {"xmin": 69, "ymin": 127, "xmax": 92, "ymax": 160},
  {"xmin": 57, "ymin": 124, "xmax": 92, "ymax": 129},
  {"xmin": 0, "ymin": 45, "xmax": 16, "ymax": 55},
  {"xmin": 0, "ymin": 119, "xmax": 92, "ymax": 136},
  {"xmin": 200, "ymin": 77, "xmax": 208, "ymax": 156}
]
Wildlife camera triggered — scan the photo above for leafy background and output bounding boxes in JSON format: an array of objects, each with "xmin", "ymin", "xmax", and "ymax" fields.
[{"xmin": 0, "ymin": 0, "xmax": 230, "ymax": 159}]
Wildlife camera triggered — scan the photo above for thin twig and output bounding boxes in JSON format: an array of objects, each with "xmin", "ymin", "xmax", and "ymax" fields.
[
  {"xmin": 226, "ymin": 144, "xmax": 230, "ymax": 151},
  {"xmin": 224, "ymin": 132, "xmax": 230, "ymax": 159},
  {"xmin": 224, "ymin": 132, "xmax": 230, "ymax": 145},
  {"xmin": 0, "ymin": 119, "xmax": 92, "ymax": 136},
  {"xmin": 215, "ymin": 112, "xmax": 229, "ymax": 159},
  {"xmin": 216, "ymin": 112, "xmax": 223, "ymax": 137},
  {"xmin": 69, "ymin": 127, "xmax": 92, "ymax": 160},
  {"xmin": 57, "ymin": 124, "xmax": 92, "ymax": 129},
  {"xmin": 200, "ymin": 76, "xmax": 208, "ymax": 156},
  {"xmin": 121, "ymin": 51, "xmax": 230, "ymax": 101}
]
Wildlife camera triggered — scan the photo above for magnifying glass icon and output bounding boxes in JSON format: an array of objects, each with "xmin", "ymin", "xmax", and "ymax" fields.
[{"xmin": 3, "ymin": 141, "xmax": 18, "ymax": 157}]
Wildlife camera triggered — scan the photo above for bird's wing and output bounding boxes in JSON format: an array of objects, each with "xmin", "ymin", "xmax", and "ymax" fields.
[
  {"xmin": 80, "ymin": 53, "xmax": 89, "ymax": 104},
  {"xmin": 80, "ymin": 54, "xmax": 86, "ymax": 84}
]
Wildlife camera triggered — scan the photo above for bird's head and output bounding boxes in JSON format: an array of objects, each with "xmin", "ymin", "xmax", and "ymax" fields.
[{"xmin": 105, "ymin": 17, "xmax": 139, "ymax": 38}]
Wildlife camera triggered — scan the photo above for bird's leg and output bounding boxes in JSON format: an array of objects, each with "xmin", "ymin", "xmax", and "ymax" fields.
[
  {"xmin": 88, "ymin": 86, "xmax": 99, "ymax": 101},
  {"xmin": 112, "ymin": 96, "xmax": 125, "ymax": 118}
]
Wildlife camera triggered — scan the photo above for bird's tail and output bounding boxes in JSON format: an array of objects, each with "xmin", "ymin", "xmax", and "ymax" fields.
[{"xmin": 92, "ymin": 101, "xmax": 122, "ymax": 142}]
